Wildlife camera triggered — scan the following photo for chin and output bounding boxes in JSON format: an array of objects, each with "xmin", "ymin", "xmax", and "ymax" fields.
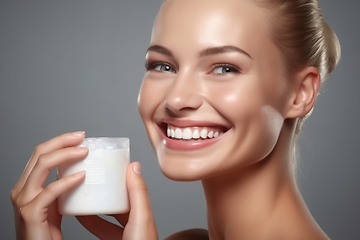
[
  {"xmin": 160, "ymin": 168, "xmax": 201, "ymax": 182},
  {"xmin": 154, "ymin": 143, "xmax": 236, "ymax": 182},
  {"xmin": 156, "ymin": 155, "xmax": 207, "ymax": 181}
]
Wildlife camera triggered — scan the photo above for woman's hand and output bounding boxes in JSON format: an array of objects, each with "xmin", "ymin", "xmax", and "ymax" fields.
[
  {"xmin": 11, "ymin": 131, "xmax": 158, "ymax": 240},
  {"xmin": 76, "ymin": 162, "xmax": 158, "ymax": 240},
  {"xmin": 10, "ymin": 132, "xmax": 88, "ymax": 240}
]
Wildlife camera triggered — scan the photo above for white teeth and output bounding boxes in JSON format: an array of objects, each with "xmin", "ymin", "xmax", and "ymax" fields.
[
  {"xmin": 166, "ymin": 125, "xmax": 224, "ymax": 140},
  {"xmin": 200, "ymin": 129, "xmax": 208, "ymax": 139},
  {"xmin": 175, "ymin": 128, "xmax": 182, "ymax": 139},
  {"xmin": 192, "ymin": 129, "xmax": 200, "ymax": 139},
  {"xmin": 182, "ymin": 128, "xmax": 192, "ymax": 139}
]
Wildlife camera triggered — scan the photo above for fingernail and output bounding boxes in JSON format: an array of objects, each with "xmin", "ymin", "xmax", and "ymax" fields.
[
  {"xmin": 133, "ymin": 162, "xmax": 141, "ymax": 174},
  {"xmin": 73, "ymin": 171, "xmax": 86, "ymax": 177},
  {"xmin": 76, "ymin": 146, "xmax": 88, "ymax": 153},
  {"xmin": 72, "ymin": 131, "xmax": 85, "ymax": 137}
]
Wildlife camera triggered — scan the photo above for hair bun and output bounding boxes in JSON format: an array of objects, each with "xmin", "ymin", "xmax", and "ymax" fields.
[{"xmin": 322, "ymin": 20, "xmax": 341, "ymax": 76}]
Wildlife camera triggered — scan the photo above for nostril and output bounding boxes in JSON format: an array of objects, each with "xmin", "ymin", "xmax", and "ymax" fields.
[{"xmin": 164, "ymin": 94, "xmax": 203, "ymax": 113}]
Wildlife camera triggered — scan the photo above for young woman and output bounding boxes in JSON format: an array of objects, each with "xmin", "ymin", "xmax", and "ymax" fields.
[{"xmin": 11, "ymin": 0, "xmax": 340, "ymax": 239}]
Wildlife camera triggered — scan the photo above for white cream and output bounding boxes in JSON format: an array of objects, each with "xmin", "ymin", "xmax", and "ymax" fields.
[{"xmin": 58, "ymin": 138, "xmax": 130, "ymax": 216}]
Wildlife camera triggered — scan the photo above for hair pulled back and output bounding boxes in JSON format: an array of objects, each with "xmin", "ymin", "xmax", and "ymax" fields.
[
  {"xmin": 253, "ymin": 0, "xmax": 341, "ymax": 132},
  {"xmin": 254, "ymin": 0, "xmax": 340, "ymax": 81}
]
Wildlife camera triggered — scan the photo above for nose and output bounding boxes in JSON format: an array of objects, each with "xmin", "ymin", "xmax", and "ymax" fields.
[{"xmin": 164, "ymin": 72, "xmax": 203, "ymax": 114}]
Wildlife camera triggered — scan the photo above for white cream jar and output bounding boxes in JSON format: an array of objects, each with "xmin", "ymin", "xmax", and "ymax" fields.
[{"xmin": 58, "ymin": 137, "xmax": 130, "ymax": 215}]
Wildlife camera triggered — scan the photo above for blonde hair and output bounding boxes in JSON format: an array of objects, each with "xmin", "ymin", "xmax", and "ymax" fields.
[{"xmin": 253, "ymin": 0, "xmax": 341, "ymax": 132}]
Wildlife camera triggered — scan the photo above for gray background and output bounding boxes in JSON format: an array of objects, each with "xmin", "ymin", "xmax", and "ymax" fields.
[{"xmin": 0, "ymin": 0, "xmax": 359, "ymax": 239}]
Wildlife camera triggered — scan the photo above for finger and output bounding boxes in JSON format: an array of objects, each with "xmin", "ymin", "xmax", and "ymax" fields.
[
  {"xmin": 111, "ymin": 213, "xmax": 129, "ymax": 227},
  {"xmin": 76, "ymin": 215, "xmax": 123, "ymax": 239},
  {"xmin": 12, "ymin": 131, "xmax": 85, "ymax": 198},
  {"xmin": 18, "ymin": 147, "xmax": 88, "ymax": 204},
  {"xmin": 20, "ymin": 171, "xmax": 86, "ymax": 224},
  {"xmin": 125, "ymin": 162, "xmax": 158, "ymax": 239},
  {"xmin": 47, "ymin": 201, "xmax": 62, "ymax": 232},
  {"xmin": 18, "ymin": 171, "xmax": 85, "ymax": 240}
]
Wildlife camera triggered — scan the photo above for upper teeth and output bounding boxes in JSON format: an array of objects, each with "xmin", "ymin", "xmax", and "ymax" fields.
[{"xmin": 167, "ymin": 125, "xmax": 223, "ymax": 140}]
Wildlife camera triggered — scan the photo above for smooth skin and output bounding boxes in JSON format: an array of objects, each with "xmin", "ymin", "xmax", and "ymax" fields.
[
  {"xmin": 11, "ymin": 132, "xmax": 157, "ymax": 240},
  {"xmin": 12, "ymin": 0, "xmax": 329, "ymax": 239},
  {"xmin": 138, "ymin": 0, "xmax": 329, "ymax": 239}
]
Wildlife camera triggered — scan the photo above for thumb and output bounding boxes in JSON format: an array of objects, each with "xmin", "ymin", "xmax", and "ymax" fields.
[{"xmin": 125, "ymin": 162, "xmax": 158, "ymax": 239}]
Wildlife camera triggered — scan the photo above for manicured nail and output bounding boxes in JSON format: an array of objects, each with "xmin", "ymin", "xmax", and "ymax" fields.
[
  {"xmin": 73, "ymin": 171, "xmax": 86, "ymax": 177},
  {"xmin": 133, "ymin": 162, "xmax": 141, "ymax": 174},
  {"xmin": 72, "ymin": 131, "xmax": 85, "ymax": 137},
  {"xmin": 76, "ymin": 146, "xmax": 88, "ymax": 153}
]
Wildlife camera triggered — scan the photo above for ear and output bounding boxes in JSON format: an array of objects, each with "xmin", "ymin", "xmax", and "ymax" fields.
[{"xmin": 284, "ymin": 67, "xmax": 320, "ymax": 119}]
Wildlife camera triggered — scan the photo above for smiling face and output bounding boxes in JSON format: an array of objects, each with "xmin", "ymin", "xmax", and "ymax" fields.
[{"xmin": 138, "ymin": 0, "xmax": 293, "ymax": 181}]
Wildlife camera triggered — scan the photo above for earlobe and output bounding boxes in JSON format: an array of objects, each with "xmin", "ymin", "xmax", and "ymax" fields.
[{"xmin": 285, "ymin": 67, "xmax": 320, "ymax": 119}]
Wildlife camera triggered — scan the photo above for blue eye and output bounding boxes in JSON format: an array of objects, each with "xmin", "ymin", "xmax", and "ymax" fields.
[
  {"xmin": 155, "ymin": 64, "xmax": 175, "ymax": 72},
  {"xmin": 145, "ymin": 62, "xmax": 176, "ymax": 73},
  {"xmin": 147, "ymin": 63, "xmax": 175, "ymax": 73},
  {"xmin": 212, "ymin": 64, "xmax": 240, "ymax": 74}
]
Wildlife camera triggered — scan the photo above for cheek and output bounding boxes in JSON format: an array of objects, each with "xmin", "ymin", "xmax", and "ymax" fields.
[
  {"xmin": 138, "ymin": 78, "xmax": 165, "ymax": 121},
  {"xmin": 257, "ymin": 106, "xmax": 285, "ymax": 154},
  {"xmin": 138, "ymin": 80, "xmax": 161, "ymax": 140},
  {"xmin": 204, "ymin": 79, "xmax": 263, "ymax": 122},
  {"xmin": 206, "ymin": 81, "xmax": 285, "ymax": 162}
]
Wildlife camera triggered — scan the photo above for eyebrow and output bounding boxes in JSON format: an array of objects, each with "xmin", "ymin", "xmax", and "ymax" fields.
[
  {"xmin": 146, "ymin": 45, "xmax": 252, "ymax": 59},
  {"xmin": 146, "ymin": 45, "xmax": 174, "ymax": 58},
  {"xmin": 199, "ymin": 45, "xmax": 252, "ymax": 59}
]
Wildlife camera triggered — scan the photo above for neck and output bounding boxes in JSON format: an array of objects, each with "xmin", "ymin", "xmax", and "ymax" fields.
[{"xmin": 201, "ymin": 121, "xmax": 318, "ymax": 239}]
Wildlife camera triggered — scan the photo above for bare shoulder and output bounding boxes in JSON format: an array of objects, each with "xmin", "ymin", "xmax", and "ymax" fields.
[{"xmin": 165, "ymin": 228, "xmax": 209, "ymax": 240}]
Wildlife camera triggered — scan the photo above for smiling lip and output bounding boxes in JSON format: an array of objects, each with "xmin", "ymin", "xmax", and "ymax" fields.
[{"xmin": 156, "ymin": 119, "xmax": 229, "ymax": 151}]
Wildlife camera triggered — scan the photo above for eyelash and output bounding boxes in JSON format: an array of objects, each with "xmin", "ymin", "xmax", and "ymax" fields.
[
  {"xmin": 145, "ymin": 61, "xmax": 241, "ymax": 75},
  {"xmin": 145, "ymin": 62, "xmax": 176, "ymax": 73},
  {"xmin": 210, "ymin": 63, "xmax": 241, "ymax": 75}
]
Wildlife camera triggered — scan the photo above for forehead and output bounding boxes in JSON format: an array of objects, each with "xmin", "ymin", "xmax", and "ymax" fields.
[{"xmin": 151, "ymin": 0, "xmax": 272, "ymax": 56}]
